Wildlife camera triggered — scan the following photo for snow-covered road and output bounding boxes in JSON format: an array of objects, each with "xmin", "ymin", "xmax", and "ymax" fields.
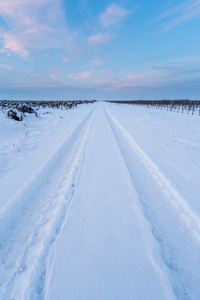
[{"xmin": 0, "ymin": 102, "xmax": 200, "ymax": 300}]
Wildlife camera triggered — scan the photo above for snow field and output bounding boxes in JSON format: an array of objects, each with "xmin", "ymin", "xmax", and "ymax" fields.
[
  {"xmin": 105, "ymin": 105, "xmax": 200, "ymax": 299},
  {"xmin": 46, "ymin": 104, "xmax": 175, "ymax": 300},
  {"xmin": 0, "ymin": 104, "xmax": 96, "ymax": 299},
  {"xmin": 0, "ymin": 101, "xmax": 200, "ymax": 299},
  {"xmin": 107, "ymin": 103, "xmax": 200, "ymax": 213}
]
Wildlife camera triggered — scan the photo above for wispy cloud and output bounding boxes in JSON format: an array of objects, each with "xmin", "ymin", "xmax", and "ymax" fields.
[
  {"xmin": 88, "ymin": 3, "xmax": 130, "ymax": 46},
  {"xmin": 88, "ymin": 32, "xmax": 112, "ymax": 44},
  {"xmin": 88, "ymin": 58, "xmax": 105, "ymax": 66},
  {"xmin": 51, "ymin": 74, "xmax": 58, "ymax": 82},
  {"xmin": 61, "ymin": 57, "xmax": 68, "ymax": 63},
  {"xmin": 1, "ymin": 33, "xmax": 29, "ymax": 58},
  {"xmin": 0, "ymin": 0, "xmax": 75, "ymax": 57},
  {"xmin": 157, "ymin": 0, "xmax": 200, "ymax": 33},
  {"xmin": 100, "ymin": 3, "xmax": 129, "ymax": 28},
  {"xmin": 47, "ymin": 67, "xmax": 60, "ymax": 74},
  {"xmin": 0, "ymin": 64, "xmax": 12, "ymax": 69},
  {"xmin": 126, "ymin": 71, "xmax": 153, "ymax": 80},
  {"xmin": 24, "ymin": 70, "xmax": 41, "ymax": 77},
  {"xmin": 95, "ymin": 57, "xmax": 200, "ymax": 90},
  {"xmin": 68, "ymin": 71, "xmax": 92, "ymax": 80},
  {"xmin": 96, "ymin": 71, "xmax": 156, "ymax": 90}
]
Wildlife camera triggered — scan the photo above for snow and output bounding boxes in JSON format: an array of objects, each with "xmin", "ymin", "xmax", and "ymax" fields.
[
  {"xmin": 0, "ymin": 104, "xmax": 94, "ymax": 216},
  {"xmin": 0, "ymin": 101, "xmax": 200, "ymax": 300},
  {"xmin": 107, "ymin": 103, "xmax": 200, "ymax": 213}
]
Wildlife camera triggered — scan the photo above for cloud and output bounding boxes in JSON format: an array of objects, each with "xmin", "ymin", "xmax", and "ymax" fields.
[
  {"xmin": 88, "ymin": 58, "xmax": 105, "ymax": 66},
  {"xmin": 96, "ymin": 71, "xmax": 156, "ymax": 90},
  {"xmin": 126, "ymin": 71, "xmax": 153, "ymax": 80},
  {"xmin": 24, "ymin": 69, "xmax": 40, "ymax": 77},
  {"xmin": 0, "ymin": 0, "xmax": 76, "ymax": 57},
  {"xmin": 87, "ymin": 4, "xmax": 130, "ymax": 47},
  {"xmin": 95, "ymin": 57, "xmax": 200, "ymax": 91},
  {"xmin": 1, "ymin": 33, "xmax": 29, "ymax": 58},
  {"xmin": 47, "ymin": 67, "xmax": 60, "ymax": 74},
  {"xmin": 0, "ymin": 64, "xmax": 12, "ymax": 69},
  {"xmin": 100, "ymin": 3, "xmax": 129, "ymax": 28},
  {"xmin": 51, "ymin": 74, "xmax": 58, "ymax": 82},
  {"xmin": 68, "ymin": 71, "xmax": 92, "ymax": 80},
  {"xmin": 88, "ymin": 33, "xmax": 112, "ymax": 44},
  {"xmin": 61, "ymin": 57, "xmax": 68, "ymax": 63},
  {"xmin": 157, "ymin": 0, "xmax": 200, "ymax": 33}
]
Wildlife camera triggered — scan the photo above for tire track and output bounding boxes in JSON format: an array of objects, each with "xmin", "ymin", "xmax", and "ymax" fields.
[
  {"xmin": 104, "ymin": 105, "xmax": 200, "ymax": 300},
  {"xmin": 0, "ymin": 106, "xmax": 96, "ymax": 300}
]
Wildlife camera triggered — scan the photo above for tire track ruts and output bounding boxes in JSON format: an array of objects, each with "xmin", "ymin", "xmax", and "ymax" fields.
[
  {"xmin": 104, "ymin": 105, "xmax": 200, "ymax": 300},
  {"xmin": 0, "ymin": 106, "xmax": 96, "ymax": 300}
]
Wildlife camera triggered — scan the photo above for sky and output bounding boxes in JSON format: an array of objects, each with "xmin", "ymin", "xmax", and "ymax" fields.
[{"xmin": 0, "ymin": 0, "xmax": 200, "ymax": 100}]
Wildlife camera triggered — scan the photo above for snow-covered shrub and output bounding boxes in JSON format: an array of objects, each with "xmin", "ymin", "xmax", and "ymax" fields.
[
  {"xmin": 7, "ymin": 109, "xmax": 23, "ymax": 121},
  {"xmin": 17, "ymin": 104, "xmax": 38, "ymax": 117}
]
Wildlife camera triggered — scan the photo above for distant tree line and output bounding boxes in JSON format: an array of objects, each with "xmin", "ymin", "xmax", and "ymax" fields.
[
  {"xmin": 107, "ymin": 100, "xmax": 200, "ymax": 115},
  {"xmin": 0, "ymin": 100, "xmax": 96, "ymax": 121}
]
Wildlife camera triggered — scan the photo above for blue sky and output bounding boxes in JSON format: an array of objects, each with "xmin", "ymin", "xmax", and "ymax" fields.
[{"xmin": 0, "ymin": 0, "xmax": 200, "ymax": 100}]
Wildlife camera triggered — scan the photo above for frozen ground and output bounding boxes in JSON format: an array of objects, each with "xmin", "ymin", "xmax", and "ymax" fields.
[{"xmin": 0, "ymin": 102, "xmax": 200, "ymax": 300}]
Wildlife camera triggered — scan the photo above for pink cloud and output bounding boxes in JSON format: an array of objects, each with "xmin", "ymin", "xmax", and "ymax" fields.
[
  {"xmin": 51, "ymin": 74, "xmax": 58, "ymax": 82},
  {"xmin": 88, "ymin": 58, "xmax": 105, "ymax": 66},
  {"xmin": 98, "ymin": 69, "xmax": 109, "ymax": 74},
  {"xmin": 0, "ymin": 64, "xmax": 12, "ymax": 69},
  {"xmin": 24, "ymin": 69, "xmax": 40, "ymax": 77},
  {"xmin": 93, "ymin": 69, "xmax": 168, "ymax": 91},
  {"xmin": 62, "ymin": 57, "xmax": 68, "ymax": 63},
  {"xmin": 0, "ymin": 0, "xmax": 76, "ymax": 58},
  {"xmin": 47, "ymin": 67, "xmax": 60, "ymax": 74},
  {"xmin": 68, "ymin": 71, "xmax": 92, "ymax": 80},
  {"xmin": 88, "ymin": 33, "xmax": 112, "ymax": 44},
  {"xmin": 126, "ymin": 71, "xmax": 153, "ymax": 80},
  {"xmin": 96, "ymin": 57, "xmax": 200, "ymax": 91},
  {"xmin": 95, "ymin": 76, "xmax": 107, "ymax": 84},
  {"xmin": 100, "ymin": 3, "xmax": 129, "ymax": 28},
  {"xmin": 1, "ymin": 33, "xmax": 29, "ymax": 58}
]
